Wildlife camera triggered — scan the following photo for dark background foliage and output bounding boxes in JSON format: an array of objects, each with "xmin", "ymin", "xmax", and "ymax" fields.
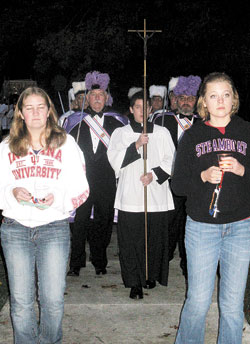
[{"xmin": 1, "ymin": 0, "xmax": 250, "ymax": 116}]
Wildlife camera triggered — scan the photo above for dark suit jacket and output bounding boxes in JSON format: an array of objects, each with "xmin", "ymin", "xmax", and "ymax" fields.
[
  {"xmin": 70, "ymin": 115, "xmax": 124, "ymax": 204},
  {"xmin": 154, "ymin": 112, "xmax": 201, "ymax": 148}
]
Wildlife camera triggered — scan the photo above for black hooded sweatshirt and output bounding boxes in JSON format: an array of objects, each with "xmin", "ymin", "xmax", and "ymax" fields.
[{"xmin": 171, "ymin": 115, "xmax": 250, "ymax": 224}]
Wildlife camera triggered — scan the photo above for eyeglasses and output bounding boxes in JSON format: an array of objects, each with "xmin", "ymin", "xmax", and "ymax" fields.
[{"xmin": 177, "ymin": 96, "xmax": 196, "ymax": 102}]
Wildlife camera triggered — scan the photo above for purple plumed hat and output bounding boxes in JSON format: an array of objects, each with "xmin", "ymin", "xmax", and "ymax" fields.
[
  {"xmin": 85, "ymin": 71, "xmax": 110, "ymax": 91},
  {"xmin": 173, "ymin": 75, "xmax": 201, "ymax": 96}
]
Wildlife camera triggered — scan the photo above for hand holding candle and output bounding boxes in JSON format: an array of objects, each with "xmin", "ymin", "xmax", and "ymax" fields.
[{"xmin": 217, "ymin": 153, "xmax": 245, "ymax": 176}]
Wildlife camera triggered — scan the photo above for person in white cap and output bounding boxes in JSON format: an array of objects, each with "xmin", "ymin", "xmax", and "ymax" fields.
[
  {"xmin": 58, "ymin": 81, "xmax": 88, "ymax": 127},
  {"xmin": 72, "ymin": 81, "xmax": 89, "ymax": 112},
  {"xmin": 148, "ymin": 85, "xmax": 167, "ymax": 122},
  {"xmin": 128, "ymin": 87, "xmax": 143, "ymax": 99},
  {"xmin": 124, "ymin": 87, "xmax": 143, "ymax": 120}
]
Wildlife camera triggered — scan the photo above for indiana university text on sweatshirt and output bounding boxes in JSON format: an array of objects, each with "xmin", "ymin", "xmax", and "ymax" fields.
[{"xmin": 0, "ymin": 134, "xmax": 89, "ymax": 228}]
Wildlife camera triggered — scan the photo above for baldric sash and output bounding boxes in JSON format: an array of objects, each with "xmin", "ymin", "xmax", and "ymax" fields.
[
  {"xmin": 83, "ymin": 114, "xmax": 110, "ymax": 148},
  {"xmin": 63, "ymin": 111, "xmax": 128, "ymax": 143},
  {"xmin": 174, "ymin": 115, "xmax": 193, "ymax": 142},
  {"xmin": 174, "ymin": 115, "xmax": 193, "ymax": 131}
]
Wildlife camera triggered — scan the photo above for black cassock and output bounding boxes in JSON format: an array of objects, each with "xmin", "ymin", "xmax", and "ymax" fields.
[{"xmin": 118, "ymin": 211, "xmax": 169, "ymax": 287}]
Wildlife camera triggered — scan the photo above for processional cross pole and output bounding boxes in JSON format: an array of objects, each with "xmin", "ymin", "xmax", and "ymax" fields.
[{"xmin": 128, "ymin": 19, "xmax": 161, "ymax": 281}]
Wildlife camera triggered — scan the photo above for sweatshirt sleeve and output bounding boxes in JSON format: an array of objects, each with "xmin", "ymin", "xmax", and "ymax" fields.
[
  {"xmin": 171, "ymin": 131, "xmax": 204, "ymax": 196},
  {"xmin": 51, "ymin": 135, "xmax": 89, "ymax": 214}
]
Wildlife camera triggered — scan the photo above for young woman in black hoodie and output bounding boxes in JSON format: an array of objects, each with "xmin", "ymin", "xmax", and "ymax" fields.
[{"xmin": 172, "ymin": 72, "xmax": 250, "ymax": 344}]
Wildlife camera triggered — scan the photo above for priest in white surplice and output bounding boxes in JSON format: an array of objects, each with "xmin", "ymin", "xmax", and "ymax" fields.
[{"xmin": 107, "ymin": 91, "xmax": 175, "ymax": 300}]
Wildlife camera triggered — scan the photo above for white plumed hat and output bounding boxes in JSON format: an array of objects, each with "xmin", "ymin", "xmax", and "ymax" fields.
[
  {"xmin": 168, "ymin": 77, "xmax": 179, "ymax": 94},
  {"xmin": 128, "ymin": 87, "xmax": 143, "ymax": 99},
  {"xmin": 149, "ymin": 85, "xmax": 167, "ymax": 99},
  {"xmin": 72, "ymin": 81, "xmax": 86, "ymax": 96},
  {"xmin": 68, "ymin": 88, "xmax": 75, "ymax": 102}
]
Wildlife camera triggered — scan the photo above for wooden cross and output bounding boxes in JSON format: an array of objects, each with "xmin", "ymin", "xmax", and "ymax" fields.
[
  {"xmin": 128, "ymin": 19, "xmax": 162, "ymax": 151},
  {"xmin": 128, "ymin": 19, "xmax": 162, "ymax": 282}
]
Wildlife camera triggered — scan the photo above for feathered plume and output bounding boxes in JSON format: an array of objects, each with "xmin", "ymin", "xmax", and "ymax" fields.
[
  {"xmin": 173, "ymin": 75, "xmax": 201, "ymax": 96},
  {"xmin": 85, "ymin": 71, "xmax": 110, "ymax": 91}
]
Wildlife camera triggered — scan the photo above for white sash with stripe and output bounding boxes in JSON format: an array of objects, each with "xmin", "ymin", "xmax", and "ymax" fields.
[
  {"xmin": 83, "ymin": 115, "xmax": 110, "ymax": 148},
  {"xmin": 174, "ymin": 115, "xmax": 193, "ymax": 141}
]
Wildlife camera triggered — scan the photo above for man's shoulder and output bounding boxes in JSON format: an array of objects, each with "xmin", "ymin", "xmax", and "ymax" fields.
[
  {"xmin": 104, "ymin": 111, "xmax": 129, "ymax": 126},
  {"xmin": 154, "ymin": 111, "xmax": 176, "ymax": 122},
  {"xmin": 63, "ymin": 111, "xmax": 88, "ymax": 133}
]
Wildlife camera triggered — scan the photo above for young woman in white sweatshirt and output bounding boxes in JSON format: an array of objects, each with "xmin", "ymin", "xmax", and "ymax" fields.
[{"xmin": 0, "ymin": 87, "xmax": 89, "ymax": 344}]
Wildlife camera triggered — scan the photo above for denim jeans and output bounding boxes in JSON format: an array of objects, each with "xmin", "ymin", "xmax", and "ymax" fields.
[
  {"xmin": 0, "ymin": 217, "xmax": 70, "ymax": 344},
  {"xmin": 175, "ymin": 216, "xmax": 250, "ymax": 344}
]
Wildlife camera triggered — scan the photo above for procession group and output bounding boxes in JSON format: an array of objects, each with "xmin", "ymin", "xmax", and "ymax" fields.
[{"xmin": 0, "ymin": 70, "xmax": 249, "ymax": 344}]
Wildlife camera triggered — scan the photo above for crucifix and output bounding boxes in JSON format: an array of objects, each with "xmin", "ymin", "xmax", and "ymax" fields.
[{"xmin": 128, "ymin": 19, "xmax": 162, "ymax": 282}]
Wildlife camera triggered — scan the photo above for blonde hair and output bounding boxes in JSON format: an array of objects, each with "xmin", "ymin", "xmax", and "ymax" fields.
[
  {"xmin": 197, "ymin": 72, "xmax": 239, "ymax": 120},
  {"xmin": 8, "ymin": 87, "xmax": 67, "ymax": 156}
]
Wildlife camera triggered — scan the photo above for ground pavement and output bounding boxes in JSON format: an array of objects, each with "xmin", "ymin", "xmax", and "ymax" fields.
[{"xmin": 0, "ymin": 225, "xmax": 250, "ymax": 344}]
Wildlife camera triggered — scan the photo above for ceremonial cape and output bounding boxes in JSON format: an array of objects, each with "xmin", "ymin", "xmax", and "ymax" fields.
[{"xmin": 63, "ymin": 111, "xmax": 128, "ymax": 134}]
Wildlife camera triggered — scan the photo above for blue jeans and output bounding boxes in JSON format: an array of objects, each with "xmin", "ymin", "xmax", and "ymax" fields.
[
  {"xmin": 0, "ymin": 217, "xmax": 70, "ymax": 344},
  {"xmin": 175, "ymin": 216, "xmax": 250, "ymax": 344}
]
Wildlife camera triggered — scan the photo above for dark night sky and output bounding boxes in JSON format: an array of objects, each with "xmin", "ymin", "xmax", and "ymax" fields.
[{"xmin": 1, "ymin": 0, "xmax": 250, "ymax": 117}]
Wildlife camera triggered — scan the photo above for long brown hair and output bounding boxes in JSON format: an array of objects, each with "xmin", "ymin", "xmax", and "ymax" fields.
[
  {"xmin": 197, "ymin": 72, "xmax": 239, "ymax": 120},
  {"xmin": 8, "ymin": 87, "xmax": 67, "ymax": 156}
]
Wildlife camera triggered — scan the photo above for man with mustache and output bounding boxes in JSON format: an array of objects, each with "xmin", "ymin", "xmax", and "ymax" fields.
[
  {"xmin": 154, "ymin": 75, "xmax": 201, "ymax": 282},
  {"xmin": 58, "ymin": 81, "xmax": 88, "ymax": 127},
  {"xmin": 64, "ymin": 71, "xmax": 128, "ymax": 277}
]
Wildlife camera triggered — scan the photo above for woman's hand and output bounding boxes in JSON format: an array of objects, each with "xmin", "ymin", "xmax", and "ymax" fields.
[
  {"xmin": 140, "ymin": 172, "xmax": 153, "ymax": 186},
  {"xmin": 219, "ymin": 157, "xmax": 245, "ymax": 176},
  {"xmin": 37, "ymin": 193, "xmax": 54, "ymax": 210},
  {"xmin": 13, "ymin": 187, "xmax": 32, "ymax": 202},
  {"xmin": 201, "ymin": 166, "xmax": 223, "ymax": 184},
  {"xmin": 136, "ymin": 134, "xmax": 149, "ymax": 150},
  {"xmin": 13, "ymin": 188, "xmax": 54, "ymax": 210}
]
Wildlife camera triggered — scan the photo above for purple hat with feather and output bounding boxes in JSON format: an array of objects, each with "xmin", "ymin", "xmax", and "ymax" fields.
[
  {"xmin": 85, "ymin": 71, "xmax": 110, "ymax": 91},
  {"xmin": 85, "ymin": 70, "xmax": 113, "ymax": 106},
  {"xmin": 173, "ymin": 75, "xmax": 201, "ymax": 96}
]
